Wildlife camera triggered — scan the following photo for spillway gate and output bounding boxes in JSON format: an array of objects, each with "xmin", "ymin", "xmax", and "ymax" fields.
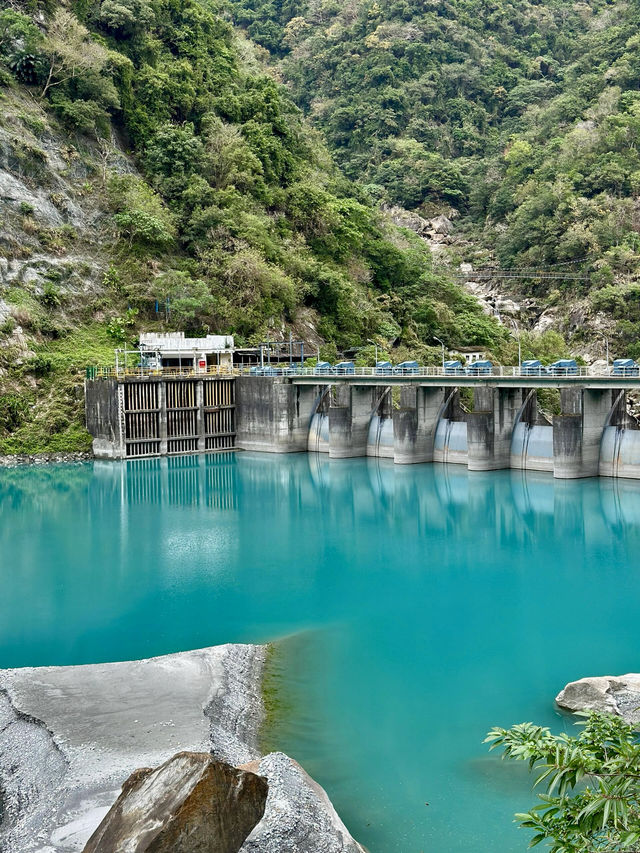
[{"xmin": 87, "ymin": 376, "xmax": 236, "ymax": 459}]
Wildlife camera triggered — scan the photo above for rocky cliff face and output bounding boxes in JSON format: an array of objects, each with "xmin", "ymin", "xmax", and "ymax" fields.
[{"xmin": 0, "ymin": 86, "xmax": 132, "ymax": 452}]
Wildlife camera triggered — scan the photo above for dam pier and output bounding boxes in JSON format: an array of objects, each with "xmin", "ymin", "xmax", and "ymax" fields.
[{"xmin": 85, "ymin": 370, "xmax": 640, "ymax": 480}]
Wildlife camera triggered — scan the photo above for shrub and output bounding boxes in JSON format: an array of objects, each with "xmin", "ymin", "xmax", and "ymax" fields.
[
  {"xmin": 40, "ymin": 281, "xmax": 61, "ymax": 308},
  {"xmin": 0, "ymin": 394, "xmax": 28, "ymax": 434}
]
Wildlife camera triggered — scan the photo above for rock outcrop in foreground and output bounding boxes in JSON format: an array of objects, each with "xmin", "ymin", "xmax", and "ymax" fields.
[
  {"xmin": 83, "ymin": 752, "xmax": 268, "ymax": 853},
  {"xmin": 556, "ymin": 673, "xmax": 640, "ymax": 725},
  {"xmin": 0, "ymin": 644, "xmax": 365, "ymax": 853},
  {"xmin": 241, "ymin": 752, "xmax": 367, "ymax": 853}
]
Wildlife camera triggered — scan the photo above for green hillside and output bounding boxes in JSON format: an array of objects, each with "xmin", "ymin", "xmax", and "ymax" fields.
[
  {"xmin": 230, "ymin": 0, "xmax": 640, "ymax": 354},
  {"xmin": 0, "ymin": 0, "xmax": 508, "ymax": 453}
]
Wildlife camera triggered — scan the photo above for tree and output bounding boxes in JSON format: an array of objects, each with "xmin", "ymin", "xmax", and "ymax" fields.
[
  {"xmin": 41, "ymin": 10, "xmax": 109, "ymax": 98},
  {"xmin": 486, "ymin": 712, "xmax": 640, "ymax": 852}
]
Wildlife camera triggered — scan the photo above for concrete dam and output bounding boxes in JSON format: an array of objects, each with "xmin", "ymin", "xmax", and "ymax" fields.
[{"xmin": 85, "ymin": 373, "xmax": 640, "ymax": 480}]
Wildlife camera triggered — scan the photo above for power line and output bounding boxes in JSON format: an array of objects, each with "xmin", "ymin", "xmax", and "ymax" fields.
[{"xmin": 456, "ymin": 268, "xmax": 591, "ymax": 281}]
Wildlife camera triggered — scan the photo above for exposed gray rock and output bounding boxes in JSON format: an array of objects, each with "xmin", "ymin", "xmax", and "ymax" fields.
[
  {"xmin": 556, "ymin": 673, "xmax": 640, "ymax": 725},
  {"xmin": 0, "ymin": 168, "xmax": 65, "ymax": 226},
  {"xmin": 0, "ymin": 452, "xmax": 93, "ymax": 467},
  {"xmin": 0, "ymin": 645, "xmax": 266, "ymax": 853},
  {"xmin": 0, "ymin": 645, "xmax": 367, "ymax": 853},
  {"xmin": 240, "ymin": 753, "xmax": 367, "ymax": 853},
  {"xmin": 83, "ymin": 752, "xmax": 268, "ymax": 853},
  {"xmin": 428, "ymin": 214, "xmax": 453, "ymax": 236}
]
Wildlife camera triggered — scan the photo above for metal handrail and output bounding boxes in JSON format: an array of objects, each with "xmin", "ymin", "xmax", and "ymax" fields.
[{"xmin": 86, "ymin": 364, "xmax": 640, "ymax": 380}]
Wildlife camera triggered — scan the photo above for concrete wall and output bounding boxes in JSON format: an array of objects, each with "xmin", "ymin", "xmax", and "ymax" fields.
[
  {"xmin": 553, "ymin": 389, "xmax": 614, "ymax": 479},
  {"xmin": 308, "ymin": 413, "xmax": 330, "ymax": 453},
  {"xmin": 235, "ymin": 377, "xmax": 320, "ymax": 453},
  {"xmin": 510, "ymin": 423, "xmax": 554, "ymax": 472},
  {"xmin": 600, "ymin": 426, "xmax": 640, "ymax": 479},
  {"xmin": 367, "ymin": 415, "xmax": 394, "ymax": 457},
  {"xmin": 433, "ymin": 390, "xmax": 468, "ymax": 465},
  {"xmin": 393, "ymin": 387, "xmax": 446, "ymax": 464},
  {"xmin": 328, "ymin": 385, "xmax": 379, "ymax": 458},
  {"xmin": 466, "ymin": 388, "xmax": 525, "ymax": 471},
  {"xmin": 367, "ymin": 388, "xmax": 393, "ymax": 458},
  {"xmin": 433, "ymin": 419, "xmax": 468, "ymax": 465},
  {"xmin": 85, "ymin": 379, "xmax": 123, "ymax": 459}
]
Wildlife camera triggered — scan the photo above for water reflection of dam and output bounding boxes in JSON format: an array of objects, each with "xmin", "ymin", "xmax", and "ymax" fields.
[
  {"xmin": 86, "ymin": 375, "xmax": 640, "ymax": 480},
  {"xmin": 81, "ymin": 453, "xmax": 640, "ymax": 548}
]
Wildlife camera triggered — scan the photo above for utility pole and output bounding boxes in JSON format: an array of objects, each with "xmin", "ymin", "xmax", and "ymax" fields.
[
  {"xmin": 604, "ymin": 336, "xmax": 609, "ymax": 369},
  {"xmin": 434, "ymin": 336, "xmax": 445, "ymax": 369},
  {"xmin": 510, "ymin": 319, "xmax": 521, "ymax": 370}
]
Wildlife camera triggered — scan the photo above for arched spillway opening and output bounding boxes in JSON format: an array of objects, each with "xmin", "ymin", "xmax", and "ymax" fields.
[
  {"xmin": 366, "ymin": 387, "xmax": 394, "ymax": 458},
  {"xmin": 599, "ymin": 391, "xmax": 640, "ymax": 478},
  {"xmin": 510, "ymin": 390, "xmax": 553, "ymax": 472},
  {"xmin": 307, "ymin": 386, "xmax": 331, "ymax": 453},
  {"xmin": 433, "ymin": 390, "xmax": 468, "ymax": 465}
]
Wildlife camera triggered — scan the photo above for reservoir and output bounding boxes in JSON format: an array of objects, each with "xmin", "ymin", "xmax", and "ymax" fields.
[{"xmin": 2, "ymin": 453, "xmax": 640, "ymax": 851}]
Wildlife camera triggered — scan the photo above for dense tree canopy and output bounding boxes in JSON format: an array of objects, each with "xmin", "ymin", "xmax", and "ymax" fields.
[
  {"xmin": 0, "ymin": 0, "xmax": 505, "ymax": 354},
  {"xmin": 227, "ymin": 0, "xmax": 640, "ymax": 348}
]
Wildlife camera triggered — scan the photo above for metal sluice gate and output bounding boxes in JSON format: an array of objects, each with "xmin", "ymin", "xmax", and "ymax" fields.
[{"xmin": 88, "ymin": 376, "xmax": 237, "ymax": 460}]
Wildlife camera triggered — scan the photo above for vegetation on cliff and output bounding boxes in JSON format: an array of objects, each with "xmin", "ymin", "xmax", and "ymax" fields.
[
  {"xmin": 229, "ymin": 0, "xmax": 640, "ymax": 354},
  {"xmin": 0, "ymin": 0, "xmax": 514, "ymax": 451}
]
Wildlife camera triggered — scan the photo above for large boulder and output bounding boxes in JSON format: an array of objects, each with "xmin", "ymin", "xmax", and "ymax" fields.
[
  {"xmin": 240, "ymin": 752, "xmax": 367, "ymax": 853},
  {"xmin": 427, "ymin": 214, "xmax": 453, "ymax": 236},
  {"xmin": 556, "ymin": 674, "xmax": 640, "ymax": 725},
  {"xmin": 83, "ymin": 752, "xmax": 268, "ymax": 853}
]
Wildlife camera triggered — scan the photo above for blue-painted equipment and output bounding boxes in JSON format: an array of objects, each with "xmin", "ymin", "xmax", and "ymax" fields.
[
  {"xmin": 314, "ymin": 361, "xmax": 333, "ymax": 375},
  {"xmin": 465, "ymin": 359, "xmax": 493, "ymax": 375},
  {"xmin": 548, "ymin": 359, "xmax": 578, "ymax": 375},
  {"xmin": 444, "ymin": 360, "xmax": 464, "ymax": 375},
  {"xmin": 612, "ymin": 358, "xmax": 639, "ymax": 376},
  {"xmin": 394, "ymin": 361, "xmax": 420, "ymax": 375},
  {"xmin": 375, "ymin": 361, "xmax": 393, "ymax": 375},
  {"xmin": 521, "ymin": 359, "xmax": 545, "ymax": 375},
  {"xmin": 334, "ymin": 361, "xmax": 355, "ymax": 375}
]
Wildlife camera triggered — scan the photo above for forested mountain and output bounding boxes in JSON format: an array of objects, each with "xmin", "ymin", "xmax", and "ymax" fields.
[
  {"xmin": 0, "ymin": 0, "xmax": 503, "ymax": 452},
  {"xmin": 2, "ymin": 0, "xmax": 637, "ymax": 452},
  {"xmin": 230, "ymin": 0, "xmax": 640, "ymax": 356}
]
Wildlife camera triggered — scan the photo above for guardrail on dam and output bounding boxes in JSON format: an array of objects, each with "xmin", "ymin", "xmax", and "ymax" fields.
[{"xmin": 85, "ymin": 372, "xmax": 640, "ymax": 480}]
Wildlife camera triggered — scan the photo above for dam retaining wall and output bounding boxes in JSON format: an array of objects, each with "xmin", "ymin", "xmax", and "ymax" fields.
[{"xmin": 85, "ymin": 376, "xmax": 640, "ymax": 479}]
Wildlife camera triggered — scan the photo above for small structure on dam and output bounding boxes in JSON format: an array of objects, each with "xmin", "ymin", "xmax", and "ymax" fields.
[
  {"xmin": 85, "ymin": 369, "xmax": 640, "ymax": 479},
  {"xmin": 137, "ymin": 332, "xmax": 234, "ymax": 371}
]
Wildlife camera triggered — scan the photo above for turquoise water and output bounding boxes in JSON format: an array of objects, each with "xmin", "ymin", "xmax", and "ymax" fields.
[{"xmin": 2, "ymin": 454, "xmax": 640, "ymax": 852}]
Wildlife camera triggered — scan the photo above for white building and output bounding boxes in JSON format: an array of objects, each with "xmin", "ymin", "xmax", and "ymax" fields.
[
  {"xmin": 139, "ymin": 332, "xmax": 234, "ymax": 371},
  {"xmin": 457, "ymin": 346, "xmax": 488, "ymax": 365}
]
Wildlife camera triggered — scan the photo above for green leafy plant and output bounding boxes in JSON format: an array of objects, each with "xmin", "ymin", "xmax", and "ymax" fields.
[
  {"xmin": 40, "ymin": 281, "xmax": 61, "ymax": 308},
  {"xmin": 486, "ymin": 712, "xmax": 640, "ymax": 852},
  {"xmin": 106, "ymin": 307, "xmax": 138, "ymax": 343}
]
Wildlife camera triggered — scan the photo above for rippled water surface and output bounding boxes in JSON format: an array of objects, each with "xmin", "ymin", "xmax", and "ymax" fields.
[{"xmin": 3, "ymin": 453, "xmax": 640, "ymax": 852}]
